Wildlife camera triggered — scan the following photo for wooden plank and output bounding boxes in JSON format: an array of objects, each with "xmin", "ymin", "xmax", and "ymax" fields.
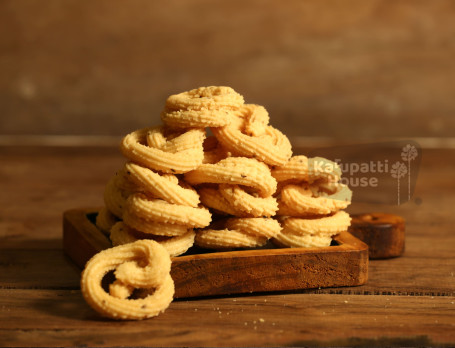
[
  {"xmin": 63, "ymin": 208, "xmax": 368, "ymax": 298},
  {"xmin": 1, "ymin": 1, "xmax": 455, "ymax": 139},
  {"xmin": 0, "ymin": 146, "xmax": 123, "ymax": 249},
  {"xmin": 0, "ymin": 249, "xmax": 80, "ymax": 290},
  {"xmin": 0, "ymin": 290, "xmax": 454, "ymax": 347}
]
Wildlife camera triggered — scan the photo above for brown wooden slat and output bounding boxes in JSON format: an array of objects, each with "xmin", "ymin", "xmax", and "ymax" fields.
[
  {"xmin": 0, "ymin": 290, "xmax": 454, "ymax": 347},
  {"xmin": 1, "ymin": 1, "xmax": 455, "ymax": 139},
  {"xmin": 0, "ymin": 250, "xmax": 80, "ymax": 290}
]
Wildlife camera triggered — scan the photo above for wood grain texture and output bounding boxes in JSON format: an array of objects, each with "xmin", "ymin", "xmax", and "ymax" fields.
[
  {"xmin": 1, "ymin": 290, "xmax": 454, "ymax": 347},
  {"xmin": 1, "ymin": 0, "xmax": 455, "ymax": 138}
]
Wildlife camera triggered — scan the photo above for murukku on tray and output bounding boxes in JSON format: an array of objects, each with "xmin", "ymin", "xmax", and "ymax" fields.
[
  {"xmin": 195, "ymin": 217, "xmax": 281, "ymax": 250},
  {"xmin": 120, "ymin": 127, "xmax": 205, "ymax": 174},
  {"xmin": 272, "ymin": 212, "xmax": 351, "ymax": 248},
  {"xmin": 86, "ymin": 85, "xmax": 354, "ymax": 320},
  {"xmin": 211, "ymin": 105, "xmax": 292, "ymax": 166},
  {"xmin": 110, "ymin": 222, "xmax": 195, "ymax": 257},
  {"xmin": 271, "ymin": 155, "xmax": 352, "ymax": 248}
]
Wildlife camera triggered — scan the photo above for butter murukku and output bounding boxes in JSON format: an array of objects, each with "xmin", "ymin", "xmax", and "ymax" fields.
[
  {"xmin": 161, "ymin": 108, "xmax": 235, "ymax": 129},
  {"xmin": 81, "ymin": 239, "xmax": 174, "ymax": 320},
  {"xmin": 96, "ymin": 207, "xmax": 119, "ymax": 235},
  {"xmin": 219, "ymin": 184, "xmax": 278, "ymax": 217},
  {"xmin": 151, "ymin": 231, "xmax": 196, "ymax": 257},
  {"xmin": 165, "ymin": 86, "xmax": 244, "ymax": 111},
  {"xmin": 126, "ymin": 193, "xmax": 211, "ymax": 228},
  {"xmin": 124, "ymin": 162, "xmax": 200, "ymax": 207},
  {"xmin": 272, "ymin": 156, "xmax": 341, "ymax": 183},
  {"xmin": 184, "ymin": 157, "xmax": 277, "ymax": 197},
  {"xmin": 110, "ymin": 222, "xmax": 195, "ymax": 257},
  {"xmin": 272, "ymin": 211, "xmax": 351, "ymax": 248},
  {"xmin": 103, "ymin": 175, "xmax": 134, "ymax": 219},
  {"xmin": 211, "ymin": 105, "xmax": 292, "ymax": 166},
  {"xmin": 195, "ymin": 217, "xmax": 281, "ymax": 250},
  {"xmin": 278, "ymin": 184, "xmax": 351, "ymax": 217},
  {"xmin": 202, "ymin": 136, "xmax": 230, "ymax": 164},
  {"xmin": 120, "ymin": 127, "xmax": 205, "ymax": 174},
  {"xmin": 123, "ymin": 205, "xmax": 189, "ymax": 236},
  {"xmin": 197, "ymin": 186, "xmax": 241, "ymax": 216},
  {"xmin": 146, "ymin": 127, "xmax": 205, "ymax": 153}
]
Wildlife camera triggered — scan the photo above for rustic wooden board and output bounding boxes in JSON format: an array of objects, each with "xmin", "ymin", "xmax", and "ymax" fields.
[
  {"xmin": 63, "ymin": 208, "xmax": 369, "ymax": 298},
  {"xmin": 2, "ymin": 289, "xmax": 454, "ymax": 347},
  {"xmin": 2, "ymin": 1, "xmax": 455, "ymax": 140}
]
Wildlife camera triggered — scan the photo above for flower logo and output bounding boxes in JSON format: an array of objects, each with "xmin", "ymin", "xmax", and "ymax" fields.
[
  {"xmin": 391, "ymin": 161, "xmax": 407, "ymax": 205},
  {"xmin": 401, "ymin": 144, "xmax": 418, "ymax": 201}
]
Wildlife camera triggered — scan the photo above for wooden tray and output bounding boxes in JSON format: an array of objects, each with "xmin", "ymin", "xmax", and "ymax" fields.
[{"xmin": 63, "ymin": 208, "xmax": 369, "ymax": 298}]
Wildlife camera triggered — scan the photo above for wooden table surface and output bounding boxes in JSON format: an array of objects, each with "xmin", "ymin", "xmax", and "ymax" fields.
[{"xmin": 1, "ymin": 144, "xmax": 454, "ymax": 347}]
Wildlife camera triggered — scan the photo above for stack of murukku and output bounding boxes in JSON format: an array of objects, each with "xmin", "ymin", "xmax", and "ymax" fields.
[
  {"xmin": 97, "ymin": 86, "xmax": 352, "ymax": 254},
  {"xmin": 271, "ymin": 156, "xmax": 352, "ymax": 248},
  {"xmin": 97, "ymin": 125, "xmax": 212, "ymax": 256}
]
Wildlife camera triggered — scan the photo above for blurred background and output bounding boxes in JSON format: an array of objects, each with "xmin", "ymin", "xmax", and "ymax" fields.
[{"xmin": 1, "ymin": 0, "xmax": 454, "ymax": 143}]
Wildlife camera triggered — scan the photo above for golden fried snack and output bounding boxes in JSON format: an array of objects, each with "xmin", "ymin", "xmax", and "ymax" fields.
[
  {"xmin": 103, "ymin": 175, "xmax": 134, "ymax": 219},
  {"xmin": 239, "ymin": 104, "xmax": 270, "ymax": 137},
  {"xmin": 151, "ymin": 231, "xmax": 196, "ymax": 257},
  {"xmin": 114, "ymin": 166, "xmax": 142, "ymax": 192},
  {"xmin": 195, "ymin": 217, "xmax": 281, "ymax": 250},
  {"xmin": 225, "ymin": 217, "xmax": 281, "ymax": 239},
  {"xmin": 124, "ymin": 162, "xmax": 200, "ymax": 207},
  {"xmin": 278, "ymin": 184, "xmax": 351, "ymax": 216},
  {"xmin": 123, "ymin": 205, "xmax": 189, "ymax": 236},
  {"xmin": 146, "ymin": 127, "xmax": 204, "ymax": 153},
  {"xmin": 109, "ymin": 280, "xmax": 134, "ymax": 299},
  {"xmin": 195, "ymin": 229, "xmax": 265, "ymax": 250},
  {"xmin": 184, "ymin": 157, "xmax": 277, "ymax": 197},
  {"xmin": 96, "ymin": 207, "xmax": 119, "ymax": 235},
  {"xmin": 81, "ymin": 239, "xmax": 174, "ymax": 320},
  {"xmin": 110, "ymin": 222, "xmax": 195, "ymax": 257},
  {"xmin": 165, "ymin": 86, "xmax": 244, "ymax": 111},
  {"xmin": 120, "ymin": 127, "xmax": 205, "ymax": 174},
  {"xmin": 198, "ymin": 186, "xmax": 241, "ymax": 216},
  {"xmin": 110, "ymin": 222, "xmax": 137, "ymax": 246},
  {"xmin": 272, "ymin": 156, "xmax": 341, "ymax": 184},
  {"xmin": 272, "ymin": 230, "xmax": 333, "ymax": 248},
  {"xmin": 219, "ymin": 184, "xmax": 278, "ymax": 217},
  {"xmin": 161, "ymin": 108, "xmax": 235, "ymax": 129},
  {"xmin": 211, "ymin": 105, "xmax": 292, "ymax": 166},
  {"xmin": 281, "ymin": 211, "xmax": 351, "ymax": 236},
  {"xmin": 126, "ymin": 193, "xmax": 211, "ymax": 228},
  {"xmin": 197, "ymin": 185, "xmax": 277, "ymax": 217},
  {"xmin": 202, "ymin": 136, "xmax": 230, "ymax": 164},
  {"xmin": 272, "ymin": 211, "xmax": 351, "ymax": 248}
]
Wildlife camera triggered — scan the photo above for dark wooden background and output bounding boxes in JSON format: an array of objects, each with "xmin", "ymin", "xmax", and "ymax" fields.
[{"xmin": 1, "ymin": 0, "xmax": 455, "ymax": 139}]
